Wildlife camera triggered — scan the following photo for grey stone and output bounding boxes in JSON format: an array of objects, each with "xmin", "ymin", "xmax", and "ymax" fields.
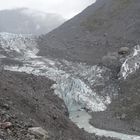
[{"xmin": 28, "ymin": 127, "xmax": 49, "ymax": 139}]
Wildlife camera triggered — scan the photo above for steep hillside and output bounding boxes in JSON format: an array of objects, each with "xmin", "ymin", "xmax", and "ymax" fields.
[
  {"xmin": 38, "ymin": 0, "xmax": 140, "ymax": 64},
  {"xmin": 0, "ymin": 8, "xmax": 65, "ymax": 34}
]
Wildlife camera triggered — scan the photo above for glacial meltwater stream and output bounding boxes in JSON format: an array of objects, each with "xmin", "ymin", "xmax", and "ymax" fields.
[{"xmin": 1, "ymin": 33, "xmax": 140, "ymax": 140}]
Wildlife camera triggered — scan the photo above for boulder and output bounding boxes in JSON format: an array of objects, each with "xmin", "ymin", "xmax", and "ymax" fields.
[
  {"xmin": 28, "ymin": 127, "xmax": 49, "ymax": 139},
  {"xmin": 118, "ymin": 47, "xmax": 130, "ymax": 55},
  {"xmin": 0, "ymin": 122, "xmax": 12, "ymax": 129}
]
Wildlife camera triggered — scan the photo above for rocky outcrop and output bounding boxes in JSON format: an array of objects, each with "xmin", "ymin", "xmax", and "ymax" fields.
[{"xmin": 118, "ymin": 47, "xmax": 130, "ymax": 55}]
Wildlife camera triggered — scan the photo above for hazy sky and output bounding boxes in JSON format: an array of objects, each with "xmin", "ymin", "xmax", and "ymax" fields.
[{"xmin": 0, "ymin": 0, "xmax": 96, "ymax": 19}]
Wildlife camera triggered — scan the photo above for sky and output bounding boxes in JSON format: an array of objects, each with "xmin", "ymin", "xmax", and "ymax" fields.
[{"xmin": 0, "ymin": 0, "xmax": 96, "ymax": 19}]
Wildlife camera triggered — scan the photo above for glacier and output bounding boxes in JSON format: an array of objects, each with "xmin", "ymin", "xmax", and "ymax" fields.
[
  {"xmin": 1, "ymin": 32, "xmax": 140, "ymax": 140},
  {"xmin": 0, "ymin": 32, "xmax": 114, "ymax": 112}
]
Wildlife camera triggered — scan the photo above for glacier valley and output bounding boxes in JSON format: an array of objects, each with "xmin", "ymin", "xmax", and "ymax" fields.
[{"xmin": 0, "ymin": 33, "xmax": 140, "ymax": 140}]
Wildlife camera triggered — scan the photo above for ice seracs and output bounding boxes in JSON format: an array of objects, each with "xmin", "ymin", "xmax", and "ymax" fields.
[
  {"xmin": 120, "ymin": 45, "xmax": 140, "ymax": 79},
  {"xmin": 0, "ymin": 32, "xmax": 38, "ymax": 59},
  {"xmin": 5, "ymin": 59, "xmax": 110, "ymax": 112}
]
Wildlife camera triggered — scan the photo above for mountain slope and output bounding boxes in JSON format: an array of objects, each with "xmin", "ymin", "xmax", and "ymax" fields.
[
  {"xmin": 0, "ymin": 8, "xmax": 65, "ymax": 34},
  {"xmin": 38, "ymin": 0, "xmax": 140, "ymax": 64},
  {"xmin": 0, "ymin": 70, "xmax": 93, "ymax": 140}
]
